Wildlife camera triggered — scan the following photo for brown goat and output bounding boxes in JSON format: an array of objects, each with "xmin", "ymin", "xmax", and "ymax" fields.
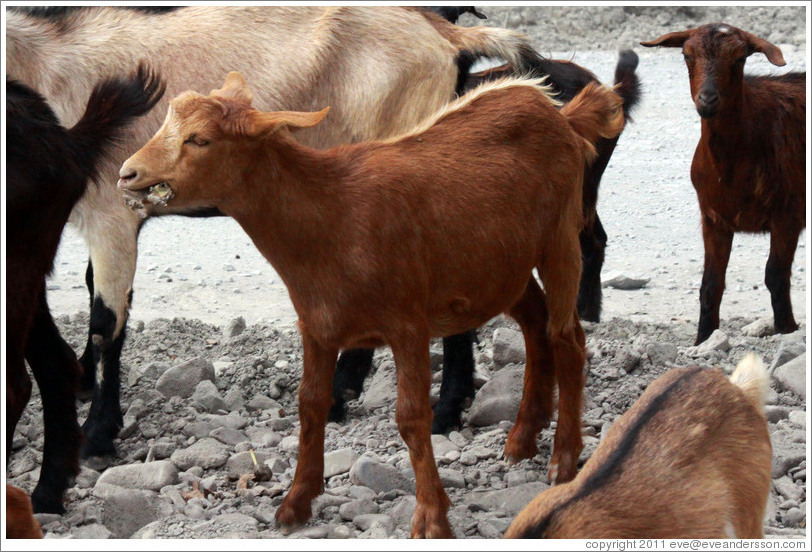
[
  {"xmin": 506, "ymin": 354, "xmax": 772, "ymax": 539},
  {"xmin": 5, "ymin": 485, "xmax": 43, "ymax": 539},
  {"xmin": 641, "ymin": 24, "xmax": 806, "ymax": 345},
  {"xmin": 118, "ymin": 73, "xmax": 624, "ymax": 537}
]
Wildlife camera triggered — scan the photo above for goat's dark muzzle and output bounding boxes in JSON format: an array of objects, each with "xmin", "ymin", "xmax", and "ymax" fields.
[{"xmin": 696, "ymin": 88, "xmax": 720, "ymax": 119}]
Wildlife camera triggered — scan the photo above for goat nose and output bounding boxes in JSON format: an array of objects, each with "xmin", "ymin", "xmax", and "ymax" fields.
[
  {"xmin": 117, "ymin": 167, "xmax": 139, "ymax": 188},
  {"xmin": 698, "ymin": 90, "xmax": 719, "ymax": 106}
]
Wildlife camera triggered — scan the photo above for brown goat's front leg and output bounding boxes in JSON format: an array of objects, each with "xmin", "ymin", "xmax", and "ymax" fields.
[
  {"xmin": 391, "ymin": 331, "xmax": 453, "ymax": 539},
  {"xmin": 766, "ymin": 222, "xmax": 800, "ymax": 335},
  {"xmin": 505, "ymin": 279, "xmax": 555, "ymax": 462},
  {"xmin": 549, "ymin": 316, "xmax": 586, "ymax": 484},
  {"xmin": 696, "ymin": 215, "xmax": 734, "ymax": 345},
  {"xmin": 276, "ymin": 327, "xmax": 337, "ymax": 533}
]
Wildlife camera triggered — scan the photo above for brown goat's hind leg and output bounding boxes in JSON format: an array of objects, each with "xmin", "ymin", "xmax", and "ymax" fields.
[
  {"xmin": 696, "ymin": 217, "xmax": 734, "ymax": 345},
  {"xmin": 276, "ymin": 328, "xmax": 337, "ymax": 533},
  {"xmin": 766, "ymin": 223, "xmax": 800, "ymax": 334},
  {"xmin": 549, "ymin": 316, "xmax": 586, "ymax": 484},
  {"xmin": 504, "ymin": 279, "xmax": 555, "ymax": 462},
  {"xmin": 391, "ymin": 329, "xmax": 453, "ymax": 538}
]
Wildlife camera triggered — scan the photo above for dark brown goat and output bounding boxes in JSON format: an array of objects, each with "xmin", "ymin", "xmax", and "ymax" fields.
[
  {"xmin": 6, "ymin": 67, "xmax": 164, "ymax": 513},
  {"xmin": 119, "ymin": 73, "xmax": 624, "ymax": 537},
  {"xmin": 642, "ymin": 24, "xmax": 806, "ymax": 345}
]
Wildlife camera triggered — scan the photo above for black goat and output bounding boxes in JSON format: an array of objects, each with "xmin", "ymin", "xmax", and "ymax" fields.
[
  {"xmin": 6, "ymin": 65, "xmax": 164, "ymax": 513},
  {"xmin": 331, "ymin": 8, "xmax": 641, "ymax": 432}
]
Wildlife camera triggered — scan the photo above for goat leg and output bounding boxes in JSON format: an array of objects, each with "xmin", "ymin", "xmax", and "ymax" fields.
[
  {"xmin": 696, "ymin": 216, "xmax": 733, "ymax": 345},
  {"xmin": 328, "ymin": 347, "xmax": 375, "ymax": 422},
  {"xmin": 431, "ymin": 330, "xmax": 477, "ymax": 434},
  {"xmin": 766, "ymin": 222, "xmax": 800, "ymax": 334},
  {"xmin": 276, "ymin": 328, "xmax": 337, "ymax": 533}
]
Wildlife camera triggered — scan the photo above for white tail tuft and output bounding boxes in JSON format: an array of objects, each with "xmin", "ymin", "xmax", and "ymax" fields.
[{"xmin": 729, "ymin": 353, "xmax": 769, "ymax": 409}]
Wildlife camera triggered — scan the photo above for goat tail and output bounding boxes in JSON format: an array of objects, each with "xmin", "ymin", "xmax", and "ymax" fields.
[
  {"xmin": 729, "ymin": 353, "xmax": 769, "ymax": 411},
  {"xmin": 69, "ymin": 62, "xmax": 165, "ymax": 182},
  {"xmin": 560, "ymin": 82, "xmax": 625, "ymax": 164},
  {"xmin": 613, "ymin": 49, "xmax": 642, "ymax": 122}
]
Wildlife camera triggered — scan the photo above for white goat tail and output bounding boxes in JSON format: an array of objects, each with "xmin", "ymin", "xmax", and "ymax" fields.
[{"xmin": 729, "ymin": 353, "xmax": 769, "ymax": 410}]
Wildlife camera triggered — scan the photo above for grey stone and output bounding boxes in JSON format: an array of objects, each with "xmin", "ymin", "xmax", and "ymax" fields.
[
  {"xmin": 468, "ymin": 366, "xmax": 524, "ymax": 426},
  {"xmin": 128, "ymin": 361, "xmax": 170, "ymax": 387},
  {"xmin": 206, "ymin": 411, "xmax": 248, "ymax": 430},
  {"xmin": 245, "ymin": 427, "xmax": 281, "ymax": 448},
  {"xmin": 349, "ymin": 455, "xmax": 414, "ymax": 494},
  {"xmin": 222, "ymin": 387, "xmax": 244, "ymax": 411},
  {"xmin": 773, "ymin": 354, "xmax": 806, "ymax": 399},
  {"xmin": 645, "ymin": 342, "xmax": 678, "ymax": 366},
  {"xmin": 788, "ymin": 410, "xmax": 806, "ymax": 429},
  {"xmin": 602, "ymin": 271, "xmax": 650, "ymax": 290},
  {"xmin": 192, "ymin": 380, "xmax": 226, "ymax": 413},
  {"xmin": 246, "ymin": 394, "xmax": 282, "ymax": 413},
  {"xmin": 686, "ymin": 330, "xmax": 730, "ymax": 356},
  {"xmin": 431, "ymin": 434, "xmax": 459, "ymax": 458},
  {"xmin": 225, "ymin": 316, "xmax": 246, "ymax": 338},
  {"xmin": 770, "ymin": 333, "xmax": 806, "ymax": 372},
  {"xmin": 92, "ymin": 484, "xmax": 163, "ymax": 538},
  {"xmin": 506, "ymin": 470, "xmax": 528, "ymax": 487},
  {"xmin": 362, "ymin": 361, "xmax": 397, "ymax": 410},
  {"xmin": 156, "ymin": 357, "xmax": 215, "ymax": 399},
  {"xmin": 170, "ymin": 438, "xmax": 229, "ymax": 470},
  {"xmin": 464, "ymin": 481, "xmax": 549, "ymax": 516},
  {"xmin": 477, "ymin": 520, "xmax": 502, "ymax": 538},
  {"xmin": 773, "ymin": 476, "xmax": 803, "ymax": 502},
  {"xmin": 226, "ymin": 450, "xmax": 273, "ymax": 479},
  {"xmin": 280, "ymin": 435, "xmax": 299, "ymax": 453},
  {"xmin": 492, "ymin": 328, "xmax": 526, "ymax": 367},
  {"xmin": 764, "ymin": 405, "xmax": 792, "ymax": 423},
  {"xmin": 75, "ymin": 466, "xmax": 101, "ymax": 489},
  {"xmin": 72, "ymin": 523, "xmax": 112, "ymax": 539},
  {"xmin": 771, "ymin": 428, "xmax": 807, "ymax": 478},
  {"xmin": 390, "ymin": 495, "xmax": 416, "ymax": 525},
  {"xmin": 782, "ymin": 507, "xmax": 806, "ymax": 527},
  {"xmin": 349, "ymin": 486, "xmax": 377, "ymax": 500},
  {"xmin": 354, "ymin": 513, "xmax": 393, "ymax": 533},
  {"xmin": 292, "ymin": 526, "xmax": 329, "ymax": 538},
  {"xmin": 324, "ymin": 448, "xmax": 359, "ymax": 479},
  {"xmin": 448, "ymin": 431, "xmax": 469, "ymax": 448},
  {"xmin": 741, "ymin": 317, "xmax": 775, "ymax": 338},
  {"xmin": 182, "ymin": 421, "xmax": 217, "ymax": 439},
  {"xmin": 328, "ymin": 525, "xmax": 355, "ymax": 539},
  {"xmin": 95, "ymin": 460, "xmax": 178, "ymax": 491},
  {"xmin": 438, "ymin": 468, "xmax": 466, "ymax": 488},
  {"xmin": 209, "ymin": 426, "xmax": 249, "ymax": 447},
  {"xmin": 194, "ymin": 512, "xmax": 260, "ymax": 538},
  {"xmin": 339, "ymin": 499, "xmax": 380, "ymax": 521},
  {"xmin": 614, "ymin": 347, "xmax": 641, "ymax": 372}
]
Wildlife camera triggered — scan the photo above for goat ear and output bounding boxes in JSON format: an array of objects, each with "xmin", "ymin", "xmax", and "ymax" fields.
[
  {"xmin": 211, "ymin": 72, "xmax": 254, "ymax": 105},
  {"xmin": 640, "ymin": 30, "xmax": 693, "ymax": 48},
  {"xmin": 243, "ymin": 107, "xmax": 330, "ymax": 137},
  {"xmin": 744, "ymin": 33, "xmax": 786, "ymax": 66}
]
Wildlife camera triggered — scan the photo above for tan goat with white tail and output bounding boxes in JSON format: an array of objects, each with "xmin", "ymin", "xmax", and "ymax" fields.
[{"xmin": 506, "ymin": 353, "xmax": 772, "ymax": 539}]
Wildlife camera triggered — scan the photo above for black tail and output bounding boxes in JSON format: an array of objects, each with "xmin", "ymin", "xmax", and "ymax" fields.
[
  {"xmin": 69, "ymin": 63, "xmax": 165, "ymax": 183},
  {"xmin": 613, "ymin": 49, "xmax": 641, "ymax": 122}
]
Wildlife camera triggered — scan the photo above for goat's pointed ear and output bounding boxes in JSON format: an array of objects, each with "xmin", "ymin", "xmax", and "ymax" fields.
[
  {"xmin": 744, "ymin": 32, "xmax": 786, "ymax": 66},
  {"xmin": 211, "ymin": 72, "xmax": 254, "ymax": 105},
  {"xmin": 640, "ymin": 29, "xmax": 693, "ymax": 48},
  {"xmin": 244, "ymin": 107, "xmax": 330, "ymax": 137}
]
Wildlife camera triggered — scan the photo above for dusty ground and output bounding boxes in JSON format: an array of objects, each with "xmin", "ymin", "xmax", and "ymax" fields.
[{"xmin": 6, "ymin": 4, "xmax": 809, "ymax": 544}]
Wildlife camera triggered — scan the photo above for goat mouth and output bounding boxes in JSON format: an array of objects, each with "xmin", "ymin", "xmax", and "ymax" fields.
[{"xmin": 121, "ymin": 182, "xmax": 175, "ymax": 217}]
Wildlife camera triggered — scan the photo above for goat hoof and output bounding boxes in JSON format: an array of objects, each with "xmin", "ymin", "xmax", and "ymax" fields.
[
  {"xmin": 411, "ymin": 509, "xmax": 454, "ymax": 538},
  {"xmin": 327, "ymin": 402, "xmax": 346, "ymax": 423},
  {"xmin": 80, "ymin": 437, "xmax": 118, "ymax": 459},
  {"xmin": 504, "ymin": 429, "xmax": 539, "ymax": 463},
  {"xmin": 31, "ymin": 491, "xmax": 66, "ymax": 515}
]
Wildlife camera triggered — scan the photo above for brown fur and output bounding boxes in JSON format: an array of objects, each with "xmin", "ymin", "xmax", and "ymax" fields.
[
  {"xmin": 506, "ymin": 355, "xmax": 772, "ymax": 539},
  {"xmin": 119, "ymin": 74, "xmax": 624, "ymax": 538},
  {"xmin": 5, "ymin": 485, "xmax": 43, "ymax": 539},
  {"xmin": 641, "ymin": 24, "xmax": 806, "ymax": 345}
]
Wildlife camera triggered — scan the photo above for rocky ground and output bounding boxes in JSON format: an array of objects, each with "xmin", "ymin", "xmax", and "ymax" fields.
[{"xmin": 6, "ymin": 4, "xmax": 808, "ymax": 543}]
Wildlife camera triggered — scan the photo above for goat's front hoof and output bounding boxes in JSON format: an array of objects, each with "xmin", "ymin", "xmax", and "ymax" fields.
[
  {"xmin": 775, "ymin": 319, "xmax": 799, "ymax": 335},
  {"xmin": 275, "ymin": 495, "xmax": 312, "ymax": 533},
  {"xmin": 80, "ymin": 435, "xmax": 118, "ymax": 459},
  {"xmin": 327, "ymin": 401, "xmax": 346, "ymax": 423},
  {"xmin": 411, "ymin": 507, "xmax": 454, "ymax": 538},
  {"xmin": 430, "ymin": 404, "xmax": 462, "ymax": 435},
  {"xmin": 548, "ymin": 452, "xmax": 578, "ymax": 484},
  {"xmin": 31, "ymin": 489, "xmax": 66, "ymax": 515},
  {"xmin": 504, "ymin": 425, "xmax": 540, "ymax": 462}
]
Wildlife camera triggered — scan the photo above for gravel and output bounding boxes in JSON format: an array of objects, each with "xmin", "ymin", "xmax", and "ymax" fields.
[{"xmin": 11, "ymin": 5, "xmax": 807, "ymax": 541}]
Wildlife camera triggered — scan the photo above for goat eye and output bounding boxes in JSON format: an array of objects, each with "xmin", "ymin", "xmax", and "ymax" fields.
[
  {"xmin": 683, "ymin": 53, "xmax": 693, "ymax": 63},
  {"xmin": 184, "ymin": 134, "xmax": 210, "ymax": 147},
  {"xmin": 735, "ymin": 56, "xmax": 747, "ymax": 65}
]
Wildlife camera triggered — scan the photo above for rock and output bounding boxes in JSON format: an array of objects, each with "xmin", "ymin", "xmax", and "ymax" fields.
[
  {"xmin": 390, "ymin": 495, "xmax": 416, "ymax": 525},
  {"xmin": 328, "ymin": 525, "xmax": 354, "ymax": 539},
  {"xmin": 182, "ymin": 421, "xmax": 217, "ymax": 439},
  {"xmin": 192, "ymin": 380, "xmax": 226, "ymax": 413},
  {"xmin": 72, "ymin": 523, "xmax": 113, "ymax": 539},
  {"xmin": 492, "ymin": 328, "xmax": 526, "ymax": 366},
  {"xmin": 193, "ymin": 512, "xmax": 260, "ymax": 538},
  {"xmin": 362, "ymin": 361, "xmax": 397, "ymax": 410},
  {"xmin": 506, "ymin": 470, "xmax": 528, "ymax": 487},
  {"xmin": 95, "ymin": 460, "xmax": 178, "ymax": 491},
  {"xmin": 222, "ymin": 387, "xmax": 244, "ymax": 411},
  {"xmin": 246, "ymin": 394, "xmax": 282, "ymax": 413},
  {"xmin": 741, "ymin": 317, "xmax": 775, "ymax": 337},
  {"xmin": 448, "ymin": 431, "xmax": 469, "ymax": 448},
  {"xmin": 209, "ymin": 426, "xmax": 249, "ymax": 447},
  {"xmin": 349, "ymin": 486, "xmax": 377, "ymax": 500},
  {"xmin": 788, "ymin": 410, "xmax": 806, "ymax": 429},
  {"xmin": 773, "ymin": 476, "xmax": 803, "ymax": 502},
  {"xmin": 354, "ymin": 513, "xmax": 393, "ymax": 533},
  {"xmin": 156, "ymin": 357, "xmax": 215, "ymax": 399},
  {"xmin": 464, "ymin": 481, "xmax": 549, "ymax": 516},
  {"xmin": 614, "ymin": 346, "xmax": 641, "ymax": 372},
  {"xmin": 245, "ymin": 427, "xmax": 281, "ymax": 448},
  {"xmin": 128, "ymin": 361, "xmax": 170, "ymax": 387},
  {"xmin": 170, "ymin": 438, "xmax": 229, "ymax": 470},
  {"xmin": 770, "ymin": 333, "xmax": 806, "ymax": 372},
  {"xmin": 92, "ymin": 484, "xmax": 168, "ymax": 538},
  {"xmin": 339, "ymin": 499, "xmax": 380, "ymax": 521},
  {"xmin": 468, "ymin": 366, "xmax": 524, "ymax": 426},
  {"xmin": 349, "ymin": 455, "xmax": 414, "ymax": 494},
  {"xmin": 438, "ymin": 469, "xmax": 466, "ymax": 489},
  {"xmin": 75, "ymin": 466, "xmax": 101, "ymax": 489},
  {"xmin": 602, "ymin": 271, "xmax": 650, "ymax": 290},
  {"xmin": 686, "ymin": 330, "xmax": 730, "ymax": 356},
  {"xmin": 430, "ymin": 434, "xmax": 459, "ymax": 458},
  {"xmin": 782, "ymin": 507, "xmax": 806, "ymax": 527},
  {"xmin": 764, "ymin": 405, "xmax": 792, "ymax": 423},
  {"xmin": 477, "ymin": 520, "xmax": 502, "ymax": 538},
  {"xmin": 771, "ymin": 428, "xmax": 806, "ymax": 478},
  {"xmin": 324, "ymin": 448, "xmax": 359, "ymax": 479},
  {"xmin": 225, "ymin": 450, "xmax": 272, "ymax": 479},
  {"xmin": 280, "ymin": 435, "xmax": 299, "ymax": 454},
  {"xmin": 645, "ymin": 342, "xmax": 678, "ymax": 366},
  {"xmin": 773, "ymin": 354, "xmax": 806, "ymax": 399},
  {"xmin": 206, "ymin": 411, "xmax": 248, "ymax": 430},
  {"xmin": 224, "ymin": 316, "xmax": 246, "ymax": 338}
]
